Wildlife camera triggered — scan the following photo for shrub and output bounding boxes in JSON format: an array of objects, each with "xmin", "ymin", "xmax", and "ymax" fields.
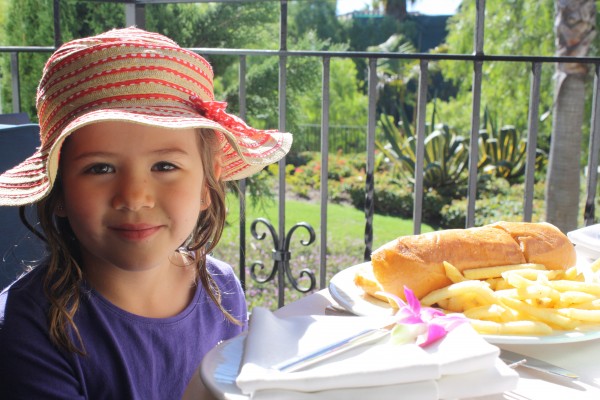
[
  {"xmin": 450, "ymin": 173, "xmax": 512, "ymax": 201},
  {"xmin": 440, "ymin": 179, "xmax": 546, "ymax": 228},
  {"xmin": 344, "ymin": 173, "xmax": 449, "ymax": 224},
  {"xmin": 285, "ymin": 151, "xmax": 376, "ymax": 203},
  {"xmin": 288, "ymin": 163, "xmax": 319, "ymax": 199},
  {"xmin": 440, "ymin": 196, "xmax": 545, "ymax": 228}
]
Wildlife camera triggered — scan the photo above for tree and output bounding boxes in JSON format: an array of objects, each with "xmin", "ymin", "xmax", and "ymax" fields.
[
  {"xmin": 0, "ymin": 0, "xmax": 126, "ymax": 119},
  {"xmin": 1, "ymin": 0, "xmax": 56, "ymax": 118},
  {"xmin": 545, "ymin": 0, "xmax": 596, "ymax": 232},
  {"xmin": 0, "ymin": 0, "xmax": 8, "ymax": 41},
  {"xmin": 367, "ymin": 33, "xmax": 418, "ymax": 122},
  {"xmin": 0, "ymin": 0, "xmax": 281, "ymax": 119},
  {"xmin": 290, "ymin": 0, "xmax": 344, "ymax": 46},
  {"xmin": 439, "ymin": 0, "xmax": 556, "ymax": 134},
  {"xmin": 295, "ymin": 56, "xmax": 369, "ymax": 126},
  {"xmin": 374, "ymin": 0, "xmax": 408, "ymax": 21},
  {"xmin": 0, "ymin": 0, "xmax": 11, "ymax": 113}
]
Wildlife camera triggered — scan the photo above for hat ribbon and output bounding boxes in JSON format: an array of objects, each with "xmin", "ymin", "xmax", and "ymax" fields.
[{"xmin": 189, "ymin": 95, "xmax": 267, "ymax": 139}]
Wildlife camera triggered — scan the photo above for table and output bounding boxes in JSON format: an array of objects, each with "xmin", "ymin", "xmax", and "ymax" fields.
[{"xmin": 275, "ymin": 289, "xmax": 600, "ymax": 400}]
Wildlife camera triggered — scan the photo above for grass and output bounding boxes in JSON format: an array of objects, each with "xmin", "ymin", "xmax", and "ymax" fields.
[
  {"xmin": 220, "ymin": 195, "xmax": 433, "ymax": 252},
  {"xmin": 212, "ymin": 193, "xmax": 434, "ymax": 310}
]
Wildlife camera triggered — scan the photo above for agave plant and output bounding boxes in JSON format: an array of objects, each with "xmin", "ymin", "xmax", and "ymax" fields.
[
  {"xmin": 478, "ymin": 108, "xmax": 547, "ymax": 183},
  {"xmin": 376, "ymin": 112, "xmax": 469, "ymax": 192}
]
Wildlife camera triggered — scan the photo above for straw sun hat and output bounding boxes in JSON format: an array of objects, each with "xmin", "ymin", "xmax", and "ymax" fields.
[{"xmin": 0, "ymin": 27, "xmax": 292, "ymax": 206}]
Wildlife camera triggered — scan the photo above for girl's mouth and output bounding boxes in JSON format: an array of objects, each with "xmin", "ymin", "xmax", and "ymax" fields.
[{"xmin": 111, "ymin": 224, "xmax": 162, "ymax": 241}]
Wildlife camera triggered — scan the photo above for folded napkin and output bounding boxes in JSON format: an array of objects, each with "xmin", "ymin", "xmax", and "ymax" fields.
[
  {"xmin": 438, "ymin": 359, "xmax": 519, "ymax": 399},
  {"xmin": 237, "ymin": 308, "xmax": 439, "ymax": 394},
  {"xmin": 423, "ymin": 323, "xmax": 500, "ymax": 375},
  {"xmin": 239, "ymin": 380, "xmax": 439, "ymax": 400},
  {"xmin": 247, "ymin": 361, "xmax": 519, "ymax": 400},
  {"xmin": 236, "ymin": 307, "xmax": 518, "ymax": 399}
]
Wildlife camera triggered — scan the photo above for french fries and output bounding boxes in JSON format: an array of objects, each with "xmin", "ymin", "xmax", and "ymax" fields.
[
  {"xmin": 469, "ymin": 319, "xmax": 554, "ymax": 336},
  {"xmin": 462, "ymin": 263, "xmax": 546, "ymax": 280},
  {"xmin": 443, "ymin": 261, "xmax": 467, "ymax": 283},
  {"xmin": 422, "ymin": 260, "xmax": 600, "ymax": 336}
]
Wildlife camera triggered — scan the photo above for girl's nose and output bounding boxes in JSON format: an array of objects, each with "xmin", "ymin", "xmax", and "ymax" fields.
[{"xmin": 111, "ymin": 176, "xmax": 155, "ymax": 211}]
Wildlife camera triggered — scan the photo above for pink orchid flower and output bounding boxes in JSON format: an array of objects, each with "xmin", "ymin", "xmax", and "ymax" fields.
[{"xmin": 377, "ymin": 286, "xmax": 467, "ymax": 347}]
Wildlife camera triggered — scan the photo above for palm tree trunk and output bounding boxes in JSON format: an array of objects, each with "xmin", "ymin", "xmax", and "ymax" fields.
[
  {"xmin": 546, "ymin": 75, "xmax": 585, "ymax": 232},
  {"xmin": 381, "ymin": 0, "xmax": 408, "ymax": 20},
  {"xmin": 545, "ymin": 0, "xmax": 596, "ymax": 232}
]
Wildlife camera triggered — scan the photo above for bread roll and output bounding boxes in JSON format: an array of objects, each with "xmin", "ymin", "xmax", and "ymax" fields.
[
  {"xmin": 354, "ymin": 222, "xmax": 576, "ymax": 301},
  {"xmin": 489, "ymin": 221, "xmax": 575, "ymax": 270}
]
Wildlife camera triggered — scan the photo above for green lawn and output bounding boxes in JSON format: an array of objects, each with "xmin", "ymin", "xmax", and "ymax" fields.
[{"xmin": 217, "ymin": 194, "xmax": 434, "ymax": 265}]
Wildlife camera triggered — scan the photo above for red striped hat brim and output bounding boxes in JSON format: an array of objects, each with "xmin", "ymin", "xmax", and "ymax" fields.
[{"xmin": 0, "ymin": 27, "xmax": 292, "ymax": 206}]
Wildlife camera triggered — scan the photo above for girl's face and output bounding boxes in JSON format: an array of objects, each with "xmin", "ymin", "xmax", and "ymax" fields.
[{"xmin": 58, "ymin": 121, "xmax": 211, "ymax": 273}]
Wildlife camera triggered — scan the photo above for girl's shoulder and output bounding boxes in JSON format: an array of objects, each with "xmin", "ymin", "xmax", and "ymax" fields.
[
  {"xmin": 0, "ymin": 264, "xmax": 48, "ymax": 307},
  {"xmin": 0, "ymin": 264, "xmax": 50, "ymax": 341},
  {"xmin": 205, "ymin": 255, "xmax": 242, "ymax": 293},
  {"xmin": 205, "ymin": 255, "xmax": 236, "ymax": 276},
  {"xmin": 204, "ymin": 255, "xmax": 247, "ymax": 324}
]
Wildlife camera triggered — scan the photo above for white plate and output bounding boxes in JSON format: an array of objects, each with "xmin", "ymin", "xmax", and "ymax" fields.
[
  {"xmin": 328, "ymin": 263, "xmax": 600, "ymax": 345},
  {"xmin": 568, "ymin": 224, "xmax": 600, "ymax": 261},
  {"xmin": 200, "ymin": 334, "xmax": 248, "ymax": 400}
]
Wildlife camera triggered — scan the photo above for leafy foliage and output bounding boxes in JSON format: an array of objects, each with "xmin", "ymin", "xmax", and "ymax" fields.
[
  {"xmin": 440, "ymin": 179, "xmax": 546, "ymax": 228},
  {"xmin": 219, "ymin": 31, "xmax": 331, "ymax": 143},
  {"xmin": 292, "ymin": 57, "xmax": 369, "ymax": 154},
  {"xmin": 290, "ymin": 0, "xmax": 344, "ymax": 46},
  {"xmin": 0, "ymin": 1, "xmax": 281, "ymax": 119},
  {"xmin": 368, "ymin": 33, "xmax": 418, "ymax": 118},
  {"xmin": 283, "ymin": 149, "xmax": 448, "ymax": 226},
  {"xmin": 1, "ymin": 0, "xmax": 126, "ymax": 118},
  {"xmin": 478, "ymin": 108, "xmax": 547, "ymax": 183},
  {"xmin": 438, "ymin": 0, "xmax": 556, "ymax": 136},
  {"xmin": 376, "ymin": 112, "xmax": 469, "ymax": 194}
]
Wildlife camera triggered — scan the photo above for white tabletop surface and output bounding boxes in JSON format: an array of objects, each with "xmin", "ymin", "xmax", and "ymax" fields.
[{"xmin": 275, "ymin": 289, "xmax": 600, "ymax": 400}]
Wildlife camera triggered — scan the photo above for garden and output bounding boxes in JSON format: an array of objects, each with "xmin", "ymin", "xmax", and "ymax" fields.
[{"xmin": 2, "ymin": 1, "xmax": 599, "ymax": 309}]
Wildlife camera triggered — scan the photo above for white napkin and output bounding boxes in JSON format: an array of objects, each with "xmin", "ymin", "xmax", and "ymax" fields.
[
  {"xmin": 423, "ymin": 323, "xmax": 500, "ymax": 375},
  {"xmin": 236, "ymin": 307, "xmax": 439, "ymax": 394},
  {"xmin": 241, "ymin": 380, "xmax": 439, "ymax": 400},
  {"xmin": 236, "ymin": 307, "xmax": 517, "ymax": 399},
  {"xmin": 438, "ymin": 359, "xmax": 519, "ymax": 399}
]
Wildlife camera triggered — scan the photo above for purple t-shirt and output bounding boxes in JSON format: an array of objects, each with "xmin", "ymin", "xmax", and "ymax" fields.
[{"xmin": 0, "ymin": 256, "xmax": 247, "ymax": 399}]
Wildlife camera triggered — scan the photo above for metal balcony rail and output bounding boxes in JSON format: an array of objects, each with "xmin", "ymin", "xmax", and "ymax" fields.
[{"xmin": 1, "ymin": 0, "xmax": 599, "ymax": 307}]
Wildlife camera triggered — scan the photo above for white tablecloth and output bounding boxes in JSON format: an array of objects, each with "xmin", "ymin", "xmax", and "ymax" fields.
[{"xmin": 276, "ymin": 290, "xmax": 600, "ymax": 400}]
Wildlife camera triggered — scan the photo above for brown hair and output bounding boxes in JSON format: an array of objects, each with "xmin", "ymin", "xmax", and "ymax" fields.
[{"xmin": 22, "ymin": 128, "xmax": 239, "ymax": 354}]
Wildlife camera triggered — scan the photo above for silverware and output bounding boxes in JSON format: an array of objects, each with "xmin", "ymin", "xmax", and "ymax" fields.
[
  {"xmin": 272, "ymin": 322, "xmax": 395, "ymax": 373},
  {"xmin": 500, "ymin": 349, "xmax": 579, "ymax": 380},
  {"xmin": 324, "ymin": 304, "xmax": 356, "ymax": 316}
]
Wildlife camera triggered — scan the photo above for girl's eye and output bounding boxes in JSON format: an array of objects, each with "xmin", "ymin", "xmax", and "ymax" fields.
[
  {"xmin": 152, "ymin": 162, "xmax": 177, "ymax": 172},
  {"xmin": 85, "ymin": 164, "xmax": 114, "ymax": 174}
]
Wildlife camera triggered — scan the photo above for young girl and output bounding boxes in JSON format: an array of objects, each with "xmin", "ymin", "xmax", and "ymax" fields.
[{"xmin": 0, "ymin": 27, "xmax": 291, "ymax": 399}]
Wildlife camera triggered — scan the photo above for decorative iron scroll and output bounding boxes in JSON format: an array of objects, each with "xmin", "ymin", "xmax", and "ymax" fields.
[{"xmin": 249, "ymin": 217, "xmax": 316, "ymax": 307}]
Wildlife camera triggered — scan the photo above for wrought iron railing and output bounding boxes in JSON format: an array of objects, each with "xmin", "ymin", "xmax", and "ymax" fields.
[{"xmin": 1, "ymin": 0, "xmax": 600, "ymax": 307}]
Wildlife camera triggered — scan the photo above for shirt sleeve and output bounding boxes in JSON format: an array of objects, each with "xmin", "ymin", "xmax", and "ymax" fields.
[
  {"xmin": 207, "ymin": 256, "xmax": 249, "ymax": 332},
  {"xmin": 224, "ymin": 269, "xmax": 249, "ymax": 331},
  {"xmin": 0, "ymin": 284, "xmax": 85, "ymax": 399}
]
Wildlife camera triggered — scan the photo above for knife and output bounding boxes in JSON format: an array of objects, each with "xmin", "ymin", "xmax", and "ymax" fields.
[
  {"xmin": 500, "ymin": 349, "xmax": 579, "ymax": 380},
  {"xmin": 272, "ymin": 323, "xmax": 395, "ymax": 373}
]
